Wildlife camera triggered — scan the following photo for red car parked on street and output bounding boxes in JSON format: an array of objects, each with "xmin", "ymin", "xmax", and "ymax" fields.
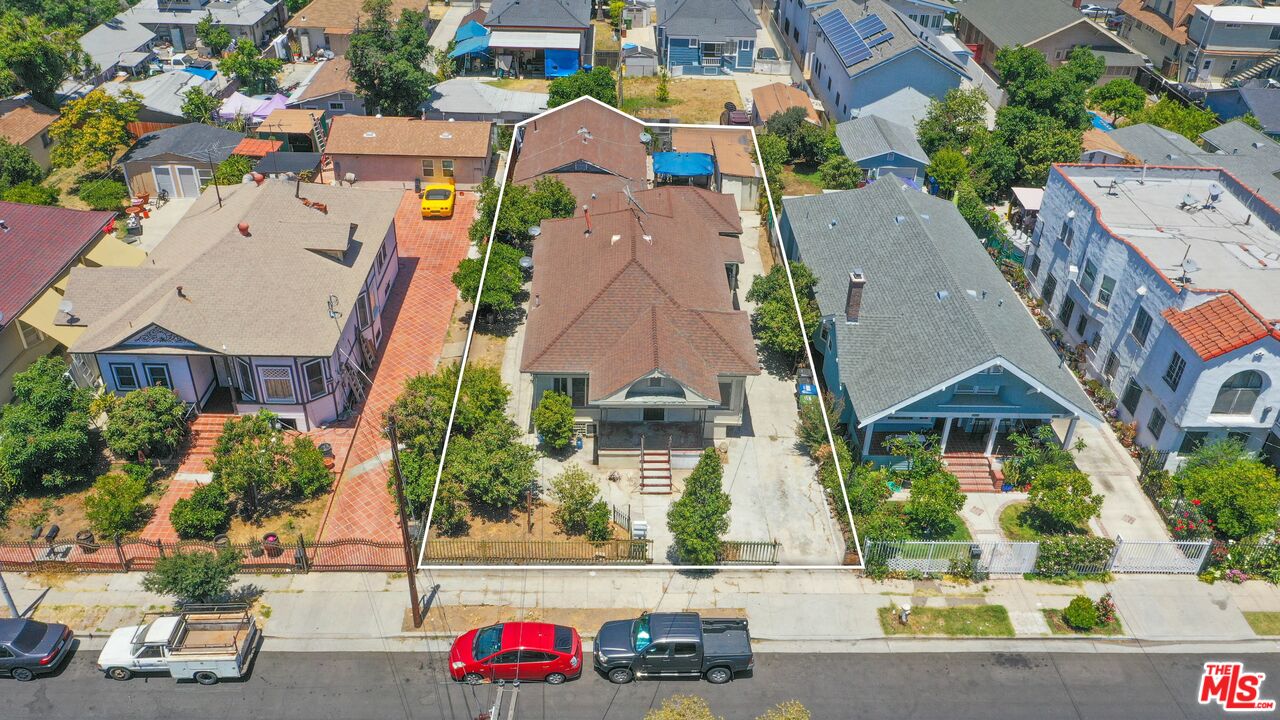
[{"xmin": 449, "ymin": 622, "xmax": 582, "ymax": 685}]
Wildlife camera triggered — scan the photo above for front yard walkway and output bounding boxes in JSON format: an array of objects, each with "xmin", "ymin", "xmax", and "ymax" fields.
[
  {"xmin": 318, "ymin": 190, "xmax": 474, "ymax": 543},
  {"xmin": 1057, "ymin": 418, "xmax": 1170, "ymax": 541}
]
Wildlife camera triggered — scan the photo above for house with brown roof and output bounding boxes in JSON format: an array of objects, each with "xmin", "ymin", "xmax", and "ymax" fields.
[
  {"xmin": 671, "ymin": 127, "xmax": 761, "ymax": 210},
  {"xmin": 1117, "ymin": 0, "xmax": 1232, "ymax": 79},
  {"xmin": 0, "ymin": 97, "xmax": 59, "ymax": 170},
  {"xmin": 287, "ymin": 0, "xmax": 429, "ymax": 57},
  {"xmin": 289, "ymin": 57, "xmax": 365, "ymax": 116},
  {"xmin": 56, "ymin": 179, "xmax": 403, "ymax": 431},
  {"xmin": 0, "ymin": 202, "xmax": 144, "ymax": 402},
  {"xmin": 325, "ymin": 116, "xmax": 493, "ymax": 187},
  {"xmin": 1080, "ymin": 127, "xmax": 1133, "ymax": 164},
  {"xmin": 511, "ymin": 98, "xmax": 648, "ymax": 184},
  {"xmin": 750, "ymin": 82, "xmax": 821, "ymax": 126},
  {"xmin": 257, "ymin": 108, "xmax": 326, "ymax": 152},
  {"xmin": 521, "ymin": 185, "xmax": 760, "ymax": 455}
]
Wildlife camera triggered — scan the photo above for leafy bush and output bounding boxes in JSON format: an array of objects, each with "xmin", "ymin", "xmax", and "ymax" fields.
[
  {"xmin": 76, "ymin": 178, "xmax": 127, "ymax": 211},
  {"xmin": 817, "ymin": 155, "xmax": 862, "ymax": 190},
  {"xmin": 1063, "ymin": 595, "xmax": 1098, "ymax": 630},
  {"xmin": 169, "ymin": 482, "xmax": 231, "ymax": 540},
  {"xmin": 84, "ymin": 472, "xmax": 149, "ymax": 537},
  {"xmin": 746, "ymin": 263, "xmax": 820, "ymax": 363},
  {"xmin": 445, "ymin": 418, "xmax": 539, "ymax": 509},
  {"xmin": 757, "ymin": 702, "xmax": 811, "ymax": 720},
  {"xmin": 1034, "ymin": 536, "xmax": 1116, "ymax": 577},
  {"xmin": 284, "ymin": 436, "xmax": 331, "ymax": 499},
  {"xmin": 1174, "ymin": 439, "xmax": 1280, "ymax": 540},
  {"xmin": 2, "ymin": 182, "xmax": 58, "ymax": 205},
  {"xmin": 122, "ymin": 462, "xmax": 156, "ymax": 486},
  {"xmin": 857, "ymin": 505, "xmax": 911, "ymax": 542},
  {"xmin": 532, "ymin": 391, "xmax": 576, "ymax": 450},
  {"xmin": 0, "ymin": 357, "xmax": 96, "ymax": 491},
  {"xmin": 645, "ymin": 695, "xmax": 719, "ymax": 720},
  {"xmin": 797, "ymin": 392, "xmax": 841, "ymax": 457},
  {"xmin": 667, "ymin": 448, "xmax": 731, "ymax": 565},
  {"xmin": 1027, "ymin": 465, "xmax": 1102, "ymax": 533},
  {"xmin": 550, "ymin": 464, "xmax": 598, "ymax": 536},
  {"xmin": 104, "ymin": 385, "xmax": 187, "ymax": 460},
  {"xmin": 1094, "ymin": 593, "xmax": 1116, "ymax": 625},
  {"xmin": 212, "ymin": 155, "xmax": 254, "ymax": 185},
  {"xmin": 585, "ymin": 500, "xmax": 611, "ymax": 542},
  {"xmin": 142, "ymin": 547, "xmax": 241, "ymax": 603}
]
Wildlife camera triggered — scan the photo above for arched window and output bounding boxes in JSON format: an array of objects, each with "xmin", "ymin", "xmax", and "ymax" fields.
[{"xmin": 1211, "ymin": 371, "xmax": 1265, "ymax": 415}]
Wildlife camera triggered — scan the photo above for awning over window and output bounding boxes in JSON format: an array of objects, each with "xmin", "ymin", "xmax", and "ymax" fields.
[
  {"xmin": 653, "ymin": 152, "xmax": 715, "ymax": 177},
  {"xmin": 545, "ymin": 48, "xmax": 579, "ymax": 78},
  {"xmin": 18, "ymin": 288, "xmax": 83, "ymax": 347},
  {"xmin": 488, "ymin": 31, "xmax": 580, "ymax": 50}
]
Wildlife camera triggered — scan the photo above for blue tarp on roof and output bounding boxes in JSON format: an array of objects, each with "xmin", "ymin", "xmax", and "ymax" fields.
[
  {"xmin": 450, "ymin": 33, "xmax": 490, "ymax": 58},
  {"xmin": 545, "ymin": 48, "xmax": 579, "ymax": 78},
  {"xmin": 183, "ymin": 67, "xmax": 217, "ymax": 81},
  {"xmin": 455, "ymin": 20, "xmax": 488, "ymax": 42},
  {"xmin": 653, "ymin": 152, "xmax": 715, "ymax": 177}
]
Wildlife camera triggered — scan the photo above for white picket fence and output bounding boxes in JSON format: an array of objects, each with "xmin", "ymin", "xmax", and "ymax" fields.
[{"xmin": 864, "ymin": 536, "xmax": 1213, "ymax": 576}]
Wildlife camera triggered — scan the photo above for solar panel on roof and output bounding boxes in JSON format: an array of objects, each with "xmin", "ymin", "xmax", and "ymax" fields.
[
  {"xmin": 866, "ymin": 32, "xmax": 894, "ymax": 50},
  {"xmin": 816, "ymin": 9, "xmax": 871, "ymax": 66},
  {"xmin": 852, "ymin": 14, "xmax": 887, "ymax": 39}
]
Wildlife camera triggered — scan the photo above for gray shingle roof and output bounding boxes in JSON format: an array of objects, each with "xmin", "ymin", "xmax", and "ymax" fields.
[
  {"xmin": 78, "ymin": 17, "xmax": 156, "ymax": 75},
  {"xmin": 782, "ymin": 179, "xmax": 1100, "ymax": 424},
  {"xmin": 954, "ymin": 0, "xmax": 1090, "ymax": 48},
  {"xmin": 1099, "ymin": 121, "xmax": 1280, "ymax": 203},
  {"xmin": 1200, "ymin": 119, "xmax": 1277, "ymax": 155},
  {"xmin": 657, "ymin": 0, "xmax": 761, "ymax": 38},
  {"xmin": 122, "ymin": 123, "xmax": 245, "ymax": 164},
  {"xmin": 815, "ymin": 0, "xmax": 967, "ymax": 79},
  {"xmin": 1106, "ymin": 123, "xmax": 1202, "ymax": 163},
  {"xmin": 485, "ymin": 0, "xmax": 591, "ymax": 29},
  {"xmin": 835, "ymin": 115, "xmax": 929, "ymax": 165}
]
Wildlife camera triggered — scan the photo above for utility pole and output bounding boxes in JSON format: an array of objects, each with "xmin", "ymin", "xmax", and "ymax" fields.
[
  {"xmin": 0, "ymin": 571, "xmax": 19, "ymax": 618},
  {"xmin": 387, "ymin": 416, "xmax": 423, "ymax": 628}
]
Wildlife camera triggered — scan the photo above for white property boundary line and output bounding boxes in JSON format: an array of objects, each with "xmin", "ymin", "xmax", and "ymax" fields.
[{"xmin": 417, "ymin": 95, "xmax": 862, "ymax": 570}]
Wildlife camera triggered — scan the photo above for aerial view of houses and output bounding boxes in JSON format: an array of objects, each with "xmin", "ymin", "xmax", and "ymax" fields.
[{"xmin": 5, "ymin": 0, "xmax": 1280, "ymax": 714}]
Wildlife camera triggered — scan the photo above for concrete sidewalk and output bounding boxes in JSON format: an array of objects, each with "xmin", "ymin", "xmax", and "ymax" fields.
[{"xmin": 5, "ymin": 569, "xmax": 1280, "ymax": 653}]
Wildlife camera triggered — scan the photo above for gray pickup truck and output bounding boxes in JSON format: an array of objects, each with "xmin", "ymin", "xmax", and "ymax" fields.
[{"xmin": 593, "ymin": 612, "xmax": 753, "ymax": 684}]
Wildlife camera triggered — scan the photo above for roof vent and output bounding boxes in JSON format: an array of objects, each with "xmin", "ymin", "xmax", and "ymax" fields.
[
  {"xmin": 610, "ymin": 233, "xmax": 622, "ymax": 244},
  {"xmin": 894, "ymin": 215, "xmax": 905, "ymax": 224},
  {"xmin": 363, "ymin": 131, "xmax": 376, "ymax": 138},
  {"xmin": 936, "ymin": 290, "xmax": 949, "ymax": 301},
  {"xmin": 440, "ymin": 131, "xmax": 453, "ymax": 139},
  {"xmin": 829, "ymin": 219, "xmax": 838, "ymax": 228},
  {"xmin": 642, "ymin": 234, "xmax": 653, "ymax": 243}
]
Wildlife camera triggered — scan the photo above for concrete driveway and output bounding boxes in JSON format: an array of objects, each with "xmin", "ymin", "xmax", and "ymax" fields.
[{"xmin": 1057, "ymin": 418, "xmax": 1171, "ymax": 540}]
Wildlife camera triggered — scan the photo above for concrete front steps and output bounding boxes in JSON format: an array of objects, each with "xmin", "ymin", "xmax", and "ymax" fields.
[
  {"xmin": 640, "ymin": 449, "xmax": 672, "ymax": 494},
  {"xmin": 944, "ymin": 453, "xmax": 1001, "ymax": 493}
]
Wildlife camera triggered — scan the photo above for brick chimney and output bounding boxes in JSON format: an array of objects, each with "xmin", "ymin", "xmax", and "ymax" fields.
[{"xmin": 845, "ymin": 269, "xmax": 866, "ymax": 323}]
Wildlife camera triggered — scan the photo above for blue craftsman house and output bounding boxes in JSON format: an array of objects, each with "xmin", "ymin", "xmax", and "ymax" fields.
[
  {"xmin": 833, "ymin": 114, "xmax": 930, "ymax": 183},
  {"xmin": 779, "ymin": 180, "xmax": 1101, "ymax": 490},
  {"xmin": 656, "ymin": 0, "xmax": 761, "ymax": 75}
]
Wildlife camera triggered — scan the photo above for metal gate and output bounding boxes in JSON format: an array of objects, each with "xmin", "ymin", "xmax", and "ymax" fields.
[
  {"xmin": 864, "ymin": 540, "xmax": 1038, "ymax": 575},
  {"xmin": 1109, "ymin": 535, "xmax": 1211, "ymax": 574}
]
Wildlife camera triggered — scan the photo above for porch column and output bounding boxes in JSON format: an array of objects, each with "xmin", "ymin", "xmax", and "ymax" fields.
[
  {"xmin": 939, "ymin": 417, "xmax": 952, "ymax": 453},
  {"xmin": 861, "ymin": 422, "xmax": 874, "ymax": 456},
  {"xmin": 983, "ymin": 417, "xmax": 1001, "ymax": 457},
  {"xmin": 1062, "ymin": 416, "xmax": 1079, "ymax": 449}
]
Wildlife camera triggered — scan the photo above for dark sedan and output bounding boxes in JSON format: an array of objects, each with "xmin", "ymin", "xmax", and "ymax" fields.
[{"xmin": 0, "ymin": 619, "xmax": 74, "ymax": 681}]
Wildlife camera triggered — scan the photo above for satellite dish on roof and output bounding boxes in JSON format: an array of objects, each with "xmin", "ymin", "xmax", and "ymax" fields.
[
  {"xmin": 1184, "ymin": 258, "xmax": 1201, "ymax": 273},
  {"xmin": 58, "ymin": 299, "xmax": 73, "ymax": 315}
]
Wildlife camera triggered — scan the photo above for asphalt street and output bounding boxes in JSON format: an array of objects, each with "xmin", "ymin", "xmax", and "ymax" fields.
[{"xmin": 9, "ymin": 647, "xmax": 1279, "ymax": 719}]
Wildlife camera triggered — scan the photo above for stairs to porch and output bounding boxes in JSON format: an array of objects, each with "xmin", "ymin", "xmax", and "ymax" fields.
[
  {"xmin": 640, "ymin": 441, "xmax": 673, "ymax": 494},
  {"xmin": 943, "ymin": 453, "xmax": 1002, "ymax": 493},
  {"xmin": 176, "ymin": 412, "xmax": 236, "ymax": 474}
]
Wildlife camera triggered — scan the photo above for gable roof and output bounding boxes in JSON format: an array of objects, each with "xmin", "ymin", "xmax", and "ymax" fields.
[
  {"xmin": 814, "ymin": 0, "xmax": 968, "ymax": 79},
  {"xmin": 325, "ymin": 116, "xmax": 492, "ymax": 157},
  {"xmin": 520, "ymin": 191, "xmax": 759, "ymax": 402},
  {"xmin": 782, "ymin": 179, "xmax": 1100, "ymax": 424},
  {"xmin": 512, "ymin": 97, "xmax": 648, "ymax": 182},
  {"xmin": 1107, "ymin": 122, "xmax": 1202, "ymax": 163},
  {"xmin": 1081, "ymin": 127, "xmax": 1129, "ymax": 159},
  {"xmin": 0, "ymin": 203, "xmax": 114, "ymax": 332},
  {"xmin": 485, "ymin": 0, "xmax": 590, "ymax": 29},
  {"xmin": 61, "ymin": 180, "xmax": 402, "ymax": 357},
  {"xmin": 287, "ymin": 0, "xmax": 427, "ymax": 32},
  {"xmin": 657, "ymin": 0, "xmax": 761, "ymax": 38},
  {"xmin": 671, "ymin": 126, "xmax": 759, "ymax": 178},
  {"xmin": 78, "ymin": 16, "xmax": 156, "ymax": 77},
  {"xmin": 103, "ymin": 70, "xmax": 229, "ymax": 120},
  {"xmin": 0, "ymin": 97, "xmax": 57, "ymax": 146},
  {"xmin": 1117, "ymin": 0, "xmax": 1225, "ymax": 44},
  {"xmin": 834, "ymin": 115, "xmax": 929, "ymax": 165},
  {"xmin": 122, "ymin": 123, "xmax": 245, "ymax": 164},
  {"xmin": 1200, "ymin": 119, "xmax": 1278, "ymax": 155},
  {"xmin": 1161, "ymin": 293, "xmax": 1277, "ymax": 361},
  {"xmin": 751, "ymin": 83, "xmax": 820, "ymax": 125},
  {"xmin": 292, "ymin": 57, "xmax": 356, "ymax": 104},
  {"xmin": 955, "ymin": 0, "xmax": 1093, "ymax": 48},
  {"xmin": 425, "ymin": 77, "xmax": 549, "ymax": 119}
]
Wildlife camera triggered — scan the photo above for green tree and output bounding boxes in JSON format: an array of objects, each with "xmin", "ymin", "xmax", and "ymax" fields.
[
  {"xmin": 1175, "ymin": 439, "xmax": 1280, "ymax": 540},
  {"xmin": 195, "ymin": 13, "xmax": 233, "ymax": 57},
  {"xmin": 610, "ymin": 0, "xmax": 625, "ymax": 27},
  {"xmin": 656, "ymin": 68, "xmax": 670, "ymax": 102},
  {"xmin": 76, "ymin": 178, "xmax": 127, "ymax": 211},
  {"xmin": 817, "ymin": 155, "xmax": 862, "ymax": 189},
  {"xmin": 49, "ymin": 88, "xmax": 142, "ymax": 169},
  {"xmin": 468, "ymin": 175, "xmax": 577, "ymax": 249},
  {"xmin": 0, "ymin": 138, "xmax": 43, "ymax": 190},
  {"xmin": 206, "ymin": 410, "xmax": 328, "ymax": 517},
  {"xmin": 755, "ymin": 132, "xmax": 788, "ymax": 171},
  {"xmin": 388, "ymin": 363, "xmax": 509, "ymax": 459},
  {"xmin": 346, "ymin": 0, "xmax": 435, "ymax": 115},
  {"xmin": 549, "ymin": 464, "xmax": 599, "ymax": 535},
  {"xmin": 547, "ymin": 65, "xmax": 617, "ymax": 108},
  {"xmin": 1088, "ymin": 78, "xmax": 1146, "ymax": 123},
  {"xmin": 142, "ymin": 548, "xmax": 242, "ymax": 603},
  {"xmin": 532, "ymin": 390, "xmax": 575, "ymax": 450},
  {"xmin": 169, "ymin": 481, "xmax": 231, "ymax": 539},
  {"xmin": 1, "ymin": 182, "xmax": 58, "ymax": 205},
  {"xmin": 212, "ymin": 154, "xmax": 254, "ymax": 185},
  {"xmin": 0, "ymin": 11, "xmax": 89, "ymax": 107},
  {"xmin": 967, "ymin": 129, "xmax": 1018, "ymax": 200},
  {"xmin": 181, "ymin": 86, "xmax": 220, "ymax": 124},
  {"xmin": 0, "ymin": 356, "xmax": 95, "ymax": 491},
  {"xmin": 0, "ymin": 0, "xmax": 122, "ymax": 33},
  {"xmin": 926, "ymin": 147, "xmax": 968, "ymax": 198},
  {"xmin": 745, "ymin": 262, "xmax": 820, "ymax": 363},
  {"xmin": 585, "ymin": 500, "xmax": 611, "ymax": 542},
  {"xmin": 954, "ymin": 181, "xmax": 1001, "ymax": 239},
  {"xmin": 284, "ymin": 435, "xmax": 332, "ymax": 499},
  {"xmin": 667, "ymin": 448, "xmax": 731, "ymax": 565},
  {"xmin": 84, "ymin": 471, "xmax": 150, "ymax": 538},
  {"xmin": 1028, "ymin": 465, "xmax": 1102, "ymax": 532},
  {"xmin": 915, "ymin": 87, "xmax": 989, "ymax": 155},
  {"xmin": 219, "ymin": 41, "xmax": 283, "ymax": 94},
  {"xmin": 444, "ymin": 419, "xmax": 538, "ymax": 509},
  {"xmin": 1127, "ymin": 96, "xmax": 1219, "ymax": 141},
  {"xmin": 1240, "ymin": 113, "xmax": 1267, "ymax": 133},
  {"xmin": 104, "ymin": 385, "xmax": 187, "ymax": 460},
  {"xmin": 889, "ymin": 435, "xmax": 963, "ymax": 537},
  {"xmin": 452, "ymin": 241, "xmax": 524, "ymax": 314}
]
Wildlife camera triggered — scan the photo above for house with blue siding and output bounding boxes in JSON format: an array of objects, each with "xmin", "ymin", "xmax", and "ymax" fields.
[
  {"xmin": 777, "ymin": 0, "xmax": 953, "ymax": 75},
  {"xmin": 833, "ymin": 114, "xmax": 930, "ymax": 182},
  {"xmin": 779, "ymin": 179, "xmax": 1100, "ymax": 488},
  {"xmin": 656, "ymin": 0, "xmax": 761, "ymax": 74},
  {"xmin": 809, "ymin": 0, "xmax": 968, "ymax": 126}
]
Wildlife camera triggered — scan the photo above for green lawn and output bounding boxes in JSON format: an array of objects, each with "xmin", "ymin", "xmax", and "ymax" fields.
[
  {"xmin": 779, "ymin": 162, "xmax": 823, "ymax": 196},
  {"xmin": 999, "ymin": 501, "xmax": 1091, "ymax": 542},
  {"xmin": 883, "ymin": 501, "xmax": 972, "ymax": 542},
  {"xmin": 878, "ymin": 605, "xmax": 1015, "ymax": 637},
  {"xmin": 1245, "ymin": 612, "xmax": 1280, "ymax": 636},
  {"xmin": 1042, "ymin": 609, "xmax": 1125, "ymax": 636}
]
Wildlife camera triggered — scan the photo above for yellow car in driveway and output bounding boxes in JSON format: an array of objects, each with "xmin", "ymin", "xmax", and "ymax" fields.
[{"xmin": 421, "ymin": 181, "xmax": 455, "ymax": 218}]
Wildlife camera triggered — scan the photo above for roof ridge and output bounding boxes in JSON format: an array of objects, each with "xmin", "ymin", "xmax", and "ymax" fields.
[
  {"xmin": 523, "ymin": 249, "xmax": 636, "ymax": 369},
  {"xmin": 688, "ymin": 307, "xmax": 760, "ymax": 369}
]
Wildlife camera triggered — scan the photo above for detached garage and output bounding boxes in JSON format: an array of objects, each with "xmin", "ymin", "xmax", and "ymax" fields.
[{"xmin": 121, "ymin": 124, "xmax": 243, "ymax": 200}]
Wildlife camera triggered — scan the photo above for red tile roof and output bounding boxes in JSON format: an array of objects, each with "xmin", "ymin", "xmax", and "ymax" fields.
[
  {"xmin": 0, "ymin": 202, "xmax": 114, "ymax": 330},
  {"xmin": 233, "ymin": 137, "xmax": 283, "ymax": 158},
  {"xmin": 1161, "ymin": 293, "xmax": 1273, "ymax": 361}
]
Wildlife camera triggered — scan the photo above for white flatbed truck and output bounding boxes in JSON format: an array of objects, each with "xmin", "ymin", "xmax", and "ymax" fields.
[{"xmin": 97, "ymin": 604, "xmax": 260, "ymax": 685}]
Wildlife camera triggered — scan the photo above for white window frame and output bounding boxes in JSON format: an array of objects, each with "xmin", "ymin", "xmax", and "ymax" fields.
[
  {"xmin": 143, "ymin": 363, "xmax": 173, "ymax": 388},
  {"xmin": 356, "ymin": 291, "xmax": 372, "ymax": 330},
  {"xmin": 442, "ymin": 159, "xmax": 454, "ymax": 178},
  {"xmin": 257, "ymin": 366, "xmax": 297, "ymax": 404},
  {"xmin": 111, "ymin": 363, "xmax": 140, "ymax": 391},
  {"xmin": 302, "ymin": 358, "xmax": 328, "ymax": 400}
]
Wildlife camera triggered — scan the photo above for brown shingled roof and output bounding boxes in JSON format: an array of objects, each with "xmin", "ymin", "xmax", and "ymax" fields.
[
  {"xmin": 672, "ymin": 127, "xmax": 759, "ymax": 179},
  {"xmin": 750, "ymin": 82, "xmax": 819, "ymax": 125},
  {"xmin": 1161, "ymin": 293, "xmax": 1272, "ymax": 361},
  {"xmin": 293, "ymin": 57, "xmax": 355, "ymax": 104},
  {"xmin": 512, "ymin": 98, "xmax": 647, "ymax": 182},
  {"xmin": 1082, "ymin": 128, "xmax": 1129, "ymax": 159},
  {"xmin": 0, "ymin": 97, "xmax": 57, "ymax": 146},
  {"xmin": 326, "ymin": 116, "xmax": 491, "ymax": 157},
  {"xmin": 233, "ymin": 137, "xmax": 283, "ymax": 158},
  {"xmin": 287, "ymin": 0, "xmax": 428, "ymax": 33},
  {"xmin": 1118, "ymin": 0, "xmax": 1224, "ymax": 44}
]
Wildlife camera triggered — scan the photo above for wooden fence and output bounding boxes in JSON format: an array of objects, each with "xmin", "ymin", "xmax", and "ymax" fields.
[
  {"xmin": 422, "ymin": 539, "xmax": 653, "ymax": 565},
  {"xmin": 718, "ymin": 540, "xmax": 782, "ymax": 565}
]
